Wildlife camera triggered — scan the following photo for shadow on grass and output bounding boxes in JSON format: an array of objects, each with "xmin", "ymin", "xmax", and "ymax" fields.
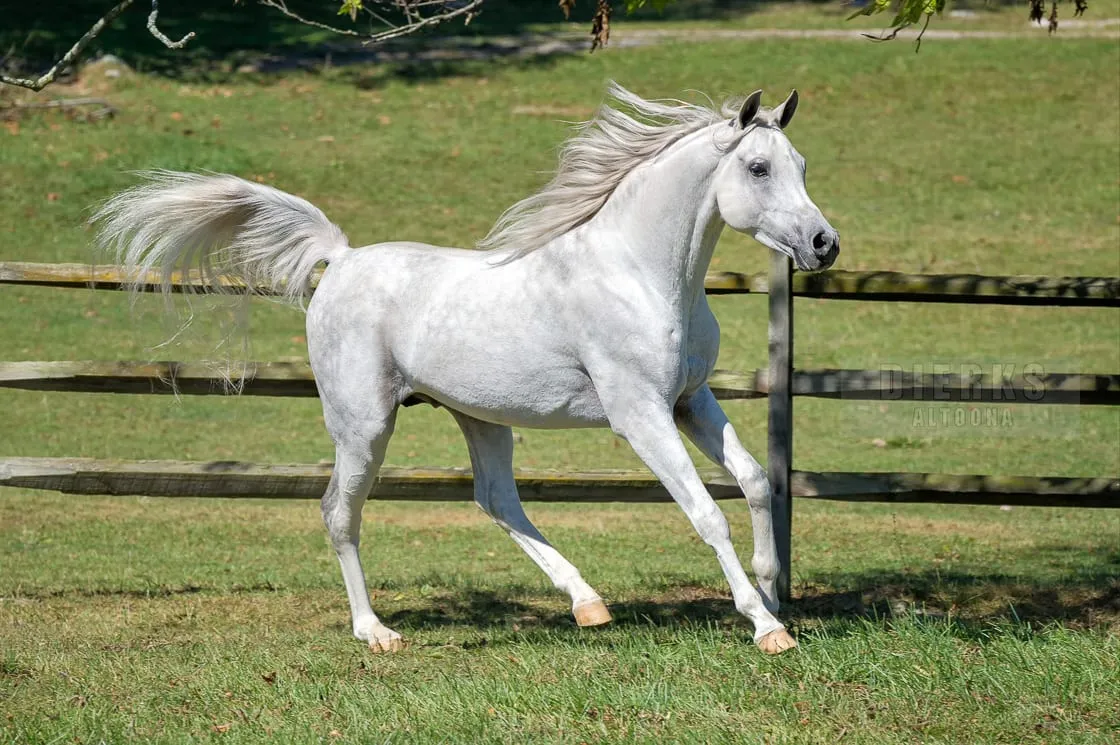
[
  {"xmin": 381, "ymin": 566, "xmax": 1120, "ymax": 636},
  {"xmin": 6, "ymin": 580, "xmax": 285, "ymax": 601},
  {"xmin": 793, "ymin": 570, "xmax": 1120, "ymax": 628}
]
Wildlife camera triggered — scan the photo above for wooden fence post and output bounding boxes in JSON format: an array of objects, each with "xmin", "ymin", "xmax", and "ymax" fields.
[{"xmin": 767, "ymin": 252, "xmax": 794, "ymax": 603}]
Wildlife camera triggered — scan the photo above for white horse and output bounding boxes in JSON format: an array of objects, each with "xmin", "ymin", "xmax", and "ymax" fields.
[{"xmin": 95, "ymin": 83, "xmax": 839, "ymax": 655}]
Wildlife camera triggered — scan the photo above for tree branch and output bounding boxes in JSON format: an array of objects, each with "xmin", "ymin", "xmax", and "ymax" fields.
[
  {"xmin": 356, "ymin": 1, "xmax": 484, "ymax": 45},
  {"xmin": 257, "ymin": 1, "xmax": 363, "ymax": 38},
  {"xmin": 0, "ymin": 0, "xmax": 137, "ymax": 91},
  {"xmin": 147, "ymin": 0, "xmax": 196, "ymax": 49},
  {"xmin": 255, "ymin": 1, "xmax": 484, "ymax": 44},
  {"xmin": 0, "ymin": 0, "xmax": 199, "ymax": 92}
]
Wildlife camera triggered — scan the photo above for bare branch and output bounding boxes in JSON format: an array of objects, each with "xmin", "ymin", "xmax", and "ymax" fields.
[
  {"xmin": 356, "ymin": 1, "xmax": 485, "ymax": 45},
  {"xmin": 0, "ymin": 0, "xmax": 199, "ymax": 92},
  {"xmin": 257, "ymin": 1, "xmax": 364, "ymax": 37},
  {"xmin": 256, "ymin": 1, "xmax": 484, "ymax": 44},
  {"xmin": 147, "ymin": 0, "xmax": 196, "ymax": 49},
  {"xmin": 0, "ymin": 0, "xmax": 136, "ymax": 91}
]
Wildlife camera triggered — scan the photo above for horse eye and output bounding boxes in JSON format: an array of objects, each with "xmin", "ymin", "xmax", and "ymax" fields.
[{"xmin": 748, "ymin": 160, "xmax": 769, "ymax": 178}]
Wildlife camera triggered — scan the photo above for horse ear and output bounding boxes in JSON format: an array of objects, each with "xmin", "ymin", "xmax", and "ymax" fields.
[
  {"xmin": 775, "ymin": 90, "xmax": 799, "ymax": 129},
  {"xmin": 737, "ymin": 90, "xmax": 763, "ymax": 128}
]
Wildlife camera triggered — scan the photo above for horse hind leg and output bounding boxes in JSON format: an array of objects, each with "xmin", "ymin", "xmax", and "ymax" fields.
[
  {"xmin": 451, "ymin": 410, "xmax": 610, "ymax": 627},
  {"xmin": 321, "ymin": 407, "xmax": 404, "ymax": 652}
]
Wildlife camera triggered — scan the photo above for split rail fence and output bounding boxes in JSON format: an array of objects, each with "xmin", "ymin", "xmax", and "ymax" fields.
[{"xmin": 2, "ymin": 257, "xmax": 1118, "ymax": 600}]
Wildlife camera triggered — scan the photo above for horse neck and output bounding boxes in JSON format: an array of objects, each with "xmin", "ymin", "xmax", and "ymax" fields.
[{"xmin": 588, "ymin": 126, "xmax": 725, "ymax": 307}]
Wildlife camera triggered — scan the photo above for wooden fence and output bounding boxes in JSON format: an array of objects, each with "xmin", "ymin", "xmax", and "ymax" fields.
[{"xmin": 2, "ymin": 259, "xmax": 1118, "ymax": 600}]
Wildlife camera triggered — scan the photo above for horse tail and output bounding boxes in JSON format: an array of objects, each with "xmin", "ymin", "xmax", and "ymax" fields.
[{"xmin": 93, "ymin": 170, "xmax": 350, "ymax": 309}]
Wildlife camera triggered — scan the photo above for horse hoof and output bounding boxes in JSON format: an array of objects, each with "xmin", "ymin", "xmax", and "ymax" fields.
[
  {"xmin": 370, "ymin": 635, "xmax": 405, "ymax": 653},
  {"xmin": 757, "ymin": 628, "xmax": 798, "ymax": 655},
  {"xmin": 573, "ymin": 599, "xmax": 612, "ymax": 627}
]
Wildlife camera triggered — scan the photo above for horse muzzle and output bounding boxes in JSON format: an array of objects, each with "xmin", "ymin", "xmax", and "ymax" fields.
[{"xmin": 796, "ymin": 229, "xmax": 839, "ymax": 272}]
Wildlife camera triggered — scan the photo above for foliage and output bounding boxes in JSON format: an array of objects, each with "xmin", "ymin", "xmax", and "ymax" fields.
[
  {"xmin": 1, "ymin": 0, "xmax": 1101, "ymax": 91},
  {"xmin": 849, "ymin": 0, "xmax": 1091, "ymax": 42}
]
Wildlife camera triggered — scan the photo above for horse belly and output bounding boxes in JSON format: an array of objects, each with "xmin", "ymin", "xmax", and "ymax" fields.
[{"xmin": 412, "ymin": 357, "xmax": 608, "ymax": 429}]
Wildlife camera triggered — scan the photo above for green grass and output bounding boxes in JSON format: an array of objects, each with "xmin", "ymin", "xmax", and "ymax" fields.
[
  {"xmin": 2, "ymin": 496, "xmax": 1118, "ymax": 743},
  {"xmin": 1, "ymin": 17, "xmax": 1119, "ymax": 745}
]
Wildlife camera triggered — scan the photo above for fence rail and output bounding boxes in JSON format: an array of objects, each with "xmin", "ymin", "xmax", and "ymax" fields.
[
  {"xmin": 3, "ymin": 257, "xmax": 1119, "ymax": 604},
  {"xmin": 3, "ymin": 261, "xmax": 1119, "ymax": 306},
  {"xmin": 3, "ymin": 360, "xmax": 1116, "ymax": 404},
  {"xmin": 2, "ymin": 457, "xmax": 1116, "ymax": 508}
]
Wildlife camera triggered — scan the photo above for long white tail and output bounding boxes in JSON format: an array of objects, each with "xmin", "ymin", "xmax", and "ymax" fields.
[{"xmin": 94, "ymin": 171, "xmax": 350, "ymax": 308}]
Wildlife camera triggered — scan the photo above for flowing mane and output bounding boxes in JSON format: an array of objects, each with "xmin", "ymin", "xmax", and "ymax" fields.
[{"xmin": 478, "ymin": 82, "xmax": 741, "ymax": 257}]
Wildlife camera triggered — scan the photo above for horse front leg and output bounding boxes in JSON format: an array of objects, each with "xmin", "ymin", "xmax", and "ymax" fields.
[
  {"xmin": 604, "ymin": 392, "xmax": 796, "ymax": 654},
  {"xmin": 674, "ymin": 385, "xmax": 781, "ymax": 614}
]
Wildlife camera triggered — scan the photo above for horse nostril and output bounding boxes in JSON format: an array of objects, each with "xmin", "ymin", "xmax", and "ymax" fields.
[{"xmin": 812, "ymin": 231, "xmax": 832, "ymax": 252}]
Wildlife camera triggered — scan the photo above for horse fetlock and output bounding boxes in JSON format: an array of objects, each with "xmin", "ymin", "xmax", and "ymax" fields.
[
  {"xmin": 552, "ymin": 567, "xmax": 588, "ymax": 594},
  {"xmin": 755, "ymin": 577, "xmax": 780, "ymax": 615}
]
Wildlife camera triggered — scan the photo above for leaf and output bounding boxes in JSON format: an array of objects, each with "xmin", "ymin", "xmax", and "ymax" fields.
[
  {"xmin": 848, "ymin": 0, "xmax": 893, "ymax": 20},
  {"xmin": 337, "ymin": 0, "xmax": 362, "ymax": 22},
  {"xmin": 590, "ymin": 0, "xmax": 612, "ymax": 51}
]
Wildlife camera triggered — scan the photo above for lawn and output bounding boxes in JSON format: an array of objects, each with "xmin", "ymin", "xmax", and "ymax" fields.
[{"xmin": 1, "ymin": 7, "xmax": 1119, "ymax": 744}]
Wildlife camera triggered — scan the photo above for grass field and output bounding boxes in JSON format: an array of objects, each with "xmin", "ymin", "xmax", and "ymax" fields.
[{"xmin": 2, "ymin": 4, "xmax": 1119, "ymax": 743}]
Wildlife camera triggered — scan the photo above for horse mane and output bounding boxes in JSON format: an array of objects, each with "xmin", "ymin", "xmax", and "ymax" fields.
[{"xmin": 478, "ymin": 82, "xmax": 742, "ymax": 258}]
